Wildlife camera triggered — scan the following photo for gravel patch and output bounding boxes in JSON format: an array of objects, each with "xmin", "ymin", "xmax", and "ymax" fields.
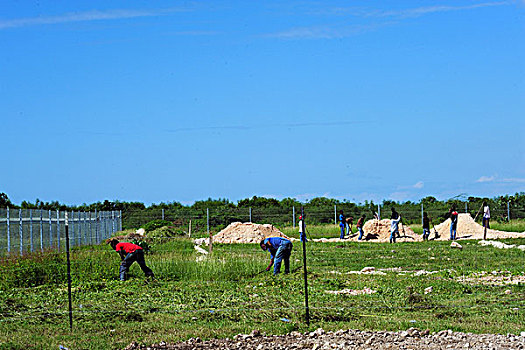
[{"xmin": 122, "ymin": 328, "xmax": 525, "ymax": 349}]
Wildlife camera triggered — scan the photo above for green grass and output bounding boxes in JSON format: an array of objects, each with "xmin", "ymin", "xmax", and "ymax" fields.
[
  {"xmin": 0, "ymin": 237, "xmax": 524, "ymax": 349},
  {"xmin": 281, "ymin": 223, "xmax": 351, "ymax": 239},
  {"xmin": 490, "ymin": 219, "xmax": 525, "ymax": 233}
]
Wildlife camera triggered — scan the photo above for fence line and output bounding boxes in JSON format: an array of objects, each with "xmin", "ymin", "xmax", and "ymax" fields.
[
  {"xmin": 0, "ymin": 209, "xmax": 121, "ymax": 256},
  {"xmin": 122, "ymin": 203, "xmax": 525, "ymax": 232},
  {"xmin": 2, "ymin": 203, "xmax": 523, "ymax": 255}
]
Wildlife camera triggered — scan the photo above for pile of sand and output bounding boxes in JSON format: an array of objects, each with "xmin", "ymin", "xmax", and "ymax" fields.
[
  {"xmin": 357, "ymin": 219, "xmax": 420, "ymax": 242},
  {"xmin": 212, "ymin": 222, "xmax": 290, "ymax": 244},
  {"xmin": 433, "ymin": 214, "xmax": 525, "ymax": 240}
]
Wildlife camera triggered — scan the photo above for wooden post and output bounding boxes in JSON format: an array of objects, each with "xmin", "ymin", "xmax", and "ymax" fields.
[{"xmin": 188, "ymin": 220, "xmax": 192, "ymax": 238}]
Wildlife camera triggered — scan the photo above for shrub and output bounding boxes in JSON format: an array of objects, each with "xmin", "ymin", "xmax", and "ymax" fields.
[{"xmin": 141, "ymin": 219, "xmax": 172, "ymax": 233}]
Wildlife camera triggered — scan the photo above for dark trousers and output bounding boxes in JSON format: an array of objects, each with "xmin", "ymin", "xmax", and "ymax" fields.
[{"xmin": 119, "ymin": 250, "xmax": 154, "ymax": 281}]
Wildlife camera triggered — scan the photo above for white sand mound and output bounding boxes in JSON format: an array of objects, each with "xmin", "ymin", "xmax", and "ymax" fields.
[
  {"xmin": 212, "ymin": 222, "xmax": 290, "ymax": 244},
  {"xmin": 356, "ymin": 219, "xmax": 420, "ymax": 242},
  {"xmin": 433, "ymin": 213, "xmax": 525, "ymax": 240}
]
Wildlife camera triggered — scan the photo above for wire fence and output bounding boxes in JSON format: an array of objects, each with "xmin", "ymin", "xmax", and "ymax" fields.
[
  {"xmin": 2, "ymin": 202, "xmax": 523, "ymax": 255},
  {"xmin": 123, "ymin": 203, "xmax": 525, "ymax": 235},
  {"xmin": 0, "ymin": 209, "xmax": 122, "ymax": 256},
  {"xmin": 0, "ymin": 207, "xmax": 524, "ymax": 337}
]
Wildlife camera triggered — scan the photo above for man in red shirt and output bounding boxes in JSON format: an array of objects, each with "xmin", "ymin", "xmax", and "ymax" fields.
[{"xmin": 108, "ymin": 239, "xmax": 154, "ymax": 281}]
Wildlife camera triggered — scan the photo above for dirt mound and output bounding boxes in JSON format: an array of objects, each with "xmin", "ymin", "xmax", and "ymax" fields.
[
  {"xmin": 212, "ymin": 222, "xmax": 289, "ymax": 244},
  {"xmin": 433, "ymin": 213, "xmax": 525, "ymax": 240},
  {"xmin": 358, "ymin": 219, "xmax": 420, "ymax": 242}
]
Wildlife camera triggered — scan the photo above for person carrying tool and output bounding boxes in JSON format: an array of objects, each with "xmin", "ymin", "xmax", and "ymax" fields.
[
  {"xmin": 482, "ymin": 201, "xmax": 490, "ymax": 229},
  {"xmin": 108, "ymin": 239, "xmax": 154, "ymax": 281},
  {"xmin": 422, "ymin": 212, "xmax": 431, "ymax": 241},
  {"xmin": 260, "ymin": 237, "xmax": 293, "ymax": 275},
  {"xmin": 445, "ymin": 205, "xmax": 459, "ymax": 240},
  {"xmin": 298, "ymin": 215, "xmax": 307, "ymax": 242},
  {"xmin": 356, "ymin": 214, "xmax": 366, "ymax": 240},
  {"xmin": 346, "ymin": 216, "xmax": 354, "ymax": 236},
  {"xmin": 390, "ymin": 207, "xmax": 401, "ymax": 243},
  {"xmin": 338, "ymin": 210, "xmax": 346, "ymax": 239}
]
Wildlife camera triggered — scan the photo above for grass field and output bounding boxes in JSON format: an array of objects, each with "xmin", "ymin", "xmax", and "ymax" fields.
[{"xmin": 0, "ymin": 236, "xmax": 524, "ymax": 349}]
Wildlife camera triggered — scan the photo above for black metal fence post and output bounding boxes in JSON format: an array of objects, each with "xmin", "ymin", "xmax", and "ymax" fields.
[{"xmin": 301, "ymin": 206, "xmax": 310, "ymax": 326}]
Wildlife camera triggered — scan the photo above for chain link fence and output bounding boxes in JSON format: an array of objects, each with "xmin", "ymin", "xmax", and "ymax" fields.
[{"xmin": 0, "ymin": 209, "xmax": 122, "ymax": 256}]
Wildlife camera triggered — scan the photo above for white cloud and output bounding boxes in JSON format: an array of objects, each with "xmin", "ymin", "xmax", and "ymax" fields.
[
  {"xmin": 388, "ymin": 191, "xmax": 411, "ymax": 202},
  {"xmin": 476, "ymin": 175, "xmax": 496, "ymax": 183},
  {"xmin": 266, "ymin": 22, "xmax": 394, "ymax": 40},
  {"xmin": 413, "ymin": 181, "xmax": 424, "ymax": 189},
  {"xmin": 269, "ymin": 1, "xmax": 512, "ymax": 40},
  {"xmin": 365, "ymin": 1, "xmax": 511, "ymax": 18},
  {"xmin": 0, "ymin": 8, "xmax": 187, "ymax": 29},
  {"xmin": 501, "ymin": 177, "xmax": 525, "ymax": 183}
]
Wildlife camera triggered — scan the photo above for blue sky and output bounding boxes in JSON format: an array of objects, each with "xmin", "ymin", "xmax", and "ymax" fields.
[{"xmin": 1, "ymin": 0, "xmax": 524, "ymax": 205}]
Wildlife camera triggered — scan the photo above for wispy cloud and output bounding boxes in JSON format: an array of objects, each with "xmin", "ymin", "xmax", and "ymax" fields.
[
  {"xmin": 501, "ymin": 177, "xmax": 525, "ymax": 183},
  {"xmin": 166, "ymin": 120, "xmax": 372, "ymax": 133},
  {"xmin": 319, "ymin": 1, "xmax": 511, "ymax": 18},
  {"xmin": 266, "ymin": 22, "xmax": 394, "ymax": 40},
  {"xmin": 0, "ymin": 8, "xmax": 187, "ymax": 30},
  {"xmin": 388, "ymin": 191, "xmax": 411, "ymax": 202},
  {"xmin": 476, "ymin": 175, "xmax": 496, "ymax": 183},
  {"xmin": 269, "ymin": 1, "xmax": 512, "ymax": 40},
  {"xmin": 413, "ymin": 181, "xmax": 424, "ymax": 189},
  {"xmin": 365, "ymin": 1, "xmax": 512, "ymax": 19},
  {"xmin": 475, "ymin": 175, "xmax": 525, "ymax": 184},
  {"xmin": 397, "ymin": 181, "xmax": 424, "ymax": 190}
]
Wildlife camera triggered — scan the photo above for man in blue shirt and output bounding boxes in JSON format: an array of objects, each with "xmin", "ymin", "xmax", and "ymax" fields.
[
  {"xmin": 339, "ymin": 210, "xmax": 346, "ymax": 239},
  {"xmin": 260, "ymin": 237, "xmax": 293, "ymax": 275}
]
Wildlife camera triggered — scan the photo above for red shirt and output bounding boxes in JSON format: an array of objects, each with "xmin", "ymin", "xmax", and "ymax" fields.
[{"xmin": 116, "ymin": 242, "xmax": 142, "ymax": 254}]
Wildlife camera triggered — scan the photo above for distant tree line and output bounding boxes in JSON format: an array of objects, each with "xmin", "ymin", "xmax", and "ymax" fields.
[{"xmin": 1, "ymin": 192, "xmax": 524, "ymax": 230}]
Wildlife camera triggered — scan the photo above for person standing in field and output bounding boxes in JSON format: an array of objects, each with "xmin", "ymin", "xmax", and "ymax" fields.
[
  {"xmin": 346, "ymin": 216, "xmax": 354, "ymax": 236},
  {"xmin": 445, "ymin": 205, "xmax": 459, "ymax": 240},
  {"xmin": 482, "ymin": 201, "xmax": 490, "ymax": 229},
  {"xmin": 260, "ymin": 237, "xmax": 293, "ymax": 275},
  {"xmin": 390, "ymin": 207, "xmax": 401, "ymax": 243},
  {"xmin": 298, "ymin": 215, "xmax": 307, "ymax": 242},
  {"xmin": 356, "ymin": 214, "xmax": 366, "ymax": 240},
  {"xmin": 422, "ymin": 212, "xmax": 431, "ymax": 241},
  {"xmin": 108, "ymin": 239, "xmax": 154, "ymax": 281},
  {"xmin": 339, "ymin": 210, "xmax": 346, "ymax": 239}
]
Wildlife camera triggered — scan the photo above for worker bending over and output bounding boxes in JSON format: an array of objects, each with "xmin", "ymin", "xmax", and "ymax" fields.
[
  {"xmin": 108, "ymin": 239, "xmax": 154, "ymax": 281},
  {"xmin": 260, "ymin": 237, "xmax": 293, "ymax": 275}
]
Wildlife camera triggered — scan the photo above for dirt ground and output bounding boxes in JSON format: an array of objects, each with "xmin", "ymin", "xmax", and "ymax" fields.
[{"xmin": 123, "ymin": 328, "xmax": 525, "ymax": 349}]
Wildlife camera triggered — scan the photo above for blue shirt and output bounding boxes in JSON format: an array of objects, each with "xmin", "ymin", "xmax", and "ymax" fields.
[{"xmin": 263, "ymin": 237, "xmax": 290, "ymax": 258}]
